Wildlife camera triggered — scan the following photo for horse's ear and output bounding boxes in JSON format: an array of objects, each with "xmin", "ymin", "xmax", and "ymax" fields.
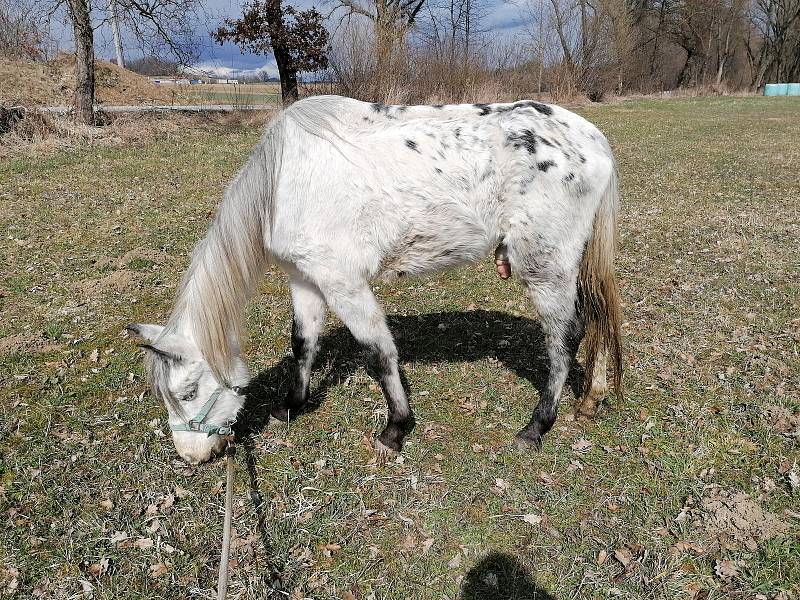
[
  {"xmin": 126, "ymin": 323, "xmax": 164, "ymax": 343},
  {"xmin": 138, "ymin": 343, "xmax": 183, "ymax": 363}
]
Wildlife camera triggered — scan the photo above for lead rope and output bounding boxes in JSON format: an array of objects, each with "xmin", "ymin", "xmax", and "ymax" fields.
[{"xmin": 217, "ymin": 438, "xmax": 236, "ymax": 600}]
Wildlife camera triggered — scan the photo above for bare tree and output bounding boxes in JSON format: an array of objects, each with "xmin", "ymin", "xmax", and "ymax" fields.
[
  {"xmin": 333, "ymin": 0, "xmax": 427, "ymax": 92},
  {"xmin": 63, "ymin": 0, "xmax": 203, "ymax": 125},
  {"xmin": 66, "ymin": 0, "xmax": 94, "ymax": 124},
  {"xmin": 745, "ymin": 0, "xmax": 800, "ymax": 88},
  {"xmin": 0, "ymin": 0, "xmax": 44, "ymax": 59}
]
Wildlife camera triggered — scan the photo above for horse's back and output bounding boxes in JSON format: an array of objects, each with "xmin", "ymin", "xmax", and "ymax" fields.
[{"xmin": 272, "ymin": 96, "xmax": 615, "ymax": 280}]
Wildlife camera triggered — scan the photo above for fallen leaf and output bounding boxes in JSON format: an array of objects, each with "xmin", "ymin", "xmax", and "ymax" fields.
[
  {"xmin": 714, "ymin": 559, "xmax": 739, "ymax": 579},
  {"xmin": 521, "ymin": 513, "xmax": 542, "ymax": 526},
  {"xmin": 399, "ymin": 534, "xmax": 416, "ymax": 553},
  {"xmin": 149, "ymin": 563, "xmax": 168, "ymax": 578},
  {"xmin": 538, "ymin": 472, "xmax": 555, "ymax": 486},
  {"xmin": 134, "ymin": 538, "xmax": 154, "ymax": 550},
  {"xmin": 571, "ymin": 438, "xmax": 593, "ymax": 452},
  {"xmin": 110, "ymin": 531, "xmax": 128, "ymax": 544},
  {"xmin": 613, "ymin": 546, "xmax": 633, "ymax": 567},
  {"xmin": 597, "ymin": 549, "xmax": 608, "ymax": 565},
  {"xmin": 87, "ymin": 557, "xmax": 109, "ymax": 577},
  {"xmin": 447, "ymin": 553, "xmax": 462, "ymax": 569}
]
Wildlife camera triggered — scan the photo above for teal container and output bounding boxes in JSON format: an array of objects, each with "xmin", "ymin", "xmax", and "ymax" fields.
[
  {"xmin": 764, "ymin": 83, "xmax": 782, "ymax": 96},
  {"xmin": 788, "ymin": 83, "xmax": 800, "ymax": 96}
]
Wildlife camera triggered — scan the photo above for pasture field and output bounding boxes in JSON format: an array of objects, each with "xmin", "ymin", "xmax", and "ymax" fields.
[
  {"xmin": 179, "ymin": 83, "xmax": 282, "ymax": 107},
  {"xmin": 1, "ymin": 97, "xmax": 799, "ymax": 599}
]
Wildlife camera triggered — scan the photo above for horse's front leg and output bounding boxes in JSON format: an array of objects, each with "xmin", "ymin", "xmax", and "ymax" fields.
[
  {"xmin": 321, "ymin": 281, "xmax": 414, "ymax": 453},
  {"xmin": 271, "ymin": 277, "xmax": 327, "ymax": 422}
]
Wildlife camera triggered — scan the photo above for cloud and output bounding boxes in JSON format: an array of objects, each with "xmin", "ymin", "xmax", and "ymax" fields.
[
  {"xmin": 184, "ymin": 58, "xmax": 279, "ymax": 79},
  {"xmin": 50, "ymin": 0, "xmax": 528, "ymax": 72}
]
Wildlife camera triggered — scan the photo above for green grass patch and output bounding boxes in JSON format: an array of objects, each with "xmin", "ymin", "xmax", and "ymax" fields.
[{"xmin": 1, "ymin": 96, "xmax": 798, "ymax": 599}]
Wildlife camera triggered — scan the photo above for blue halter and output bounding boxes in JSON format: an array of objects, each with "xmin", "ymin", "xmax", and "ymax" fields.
[{"xmin": 170, "ymin": 385, "xmax": 240, "ymax": 437}]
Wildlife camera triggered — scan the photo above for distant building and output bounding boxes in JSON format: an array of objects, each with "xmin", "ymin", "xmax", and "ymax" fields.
[
  {"xmin": 214, "ymin": 78, "xmax": 240, "ymax": 85},
  {"xmin": 150, "ymin": 77, "xmax": 192, "ymax": 85}
]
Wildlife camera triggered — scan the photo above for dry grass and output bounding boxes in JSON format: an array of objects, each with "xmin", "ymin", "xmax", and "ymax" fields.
[
  {"xmin": 1, "ymin": 96, "xmax": 799, "ymax": 599},
  {"xmin": 0, "ymin": 109, "xmax": 273, "ymax": 159},
  {"xmin": 0, "ymin": 54, "xmax": 179, "ymax": 107}
]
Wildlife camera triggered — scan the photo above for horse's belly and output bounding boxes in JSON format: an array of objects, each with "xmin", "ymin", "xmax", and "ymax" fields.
[{"xmin": 378, "ymin": 217, "xmax": 494, "ymax": 278}]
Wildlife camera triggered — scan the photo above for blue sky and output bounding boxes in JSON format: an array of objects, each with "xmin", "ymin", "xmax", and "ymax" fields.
[{"xmin": 59, "ymin": 0, "xmax": 529, "ymax": 77}]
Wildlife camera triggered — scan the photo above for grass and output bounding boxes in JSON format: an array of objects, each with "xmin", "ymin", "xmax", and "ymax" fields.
[
  {"xmin": 1, "ymin": 96, "xmax": 799, "ymax": 599},
  {"xmin": 178, "ymin": 83, "xmax": 283, "ymax": 107}
]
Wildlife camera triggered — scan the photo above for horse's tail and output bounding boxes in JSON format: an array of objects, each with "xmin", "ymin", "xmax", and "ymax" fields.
[{"xmin": 578, "ymin": 166, "xmax": 623, "ymax": 401}]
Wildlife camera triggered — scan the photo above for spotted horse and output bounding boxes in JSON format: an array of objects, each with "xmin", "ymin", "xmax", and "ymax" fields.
[{"xmin": 128, "ymin": 95, "xmax": 623, "ymax": 464}]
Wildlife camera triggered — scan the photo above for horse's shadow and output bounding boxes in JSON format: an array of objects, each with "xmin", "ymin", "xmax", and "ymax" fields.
[
  {"xmin": 235, "ymin": 310, "xmax": 579, "ymax": 592},
  {"xmin": 460, "ymin": 551, "xmax": 557, "ymax": 600},
  {"xmin": 237, "ymin": 309, "xmax": 585, "ymax": 437}
]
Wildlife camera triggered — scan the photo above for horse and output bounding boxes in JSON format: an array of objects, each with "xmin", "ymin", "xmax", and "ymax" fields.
[{"xmin": 127, "ymin": 95, "xmax": 623, "ymax": 465}]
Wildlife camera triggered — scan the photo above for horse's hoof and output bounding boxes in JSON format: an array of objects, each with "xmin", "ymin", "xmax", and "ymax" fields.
[
  {"xmin": 574, "ymin": 396, "xmax": 600, "ymax": 420},
  {"xmin": 374, "ymin": 438, "xmax": 399, "ymax": 458},
  {"xmin": 267, "ymin": 414, "xmax": 288, "ymax": 430},
  {"xmin": 269, "ymin": 405, "xmax": 291, "ymax": 423},
  {"xmin": 514, "ymin": 430, "xmax": 543, "ymax": 450}
]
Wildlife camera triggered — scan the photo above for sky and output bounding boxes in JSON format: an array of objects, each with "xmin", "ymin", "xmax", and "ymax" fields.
[{"xmin": 53, "ymin": 0, "xmax": 530, "ymax": 77}]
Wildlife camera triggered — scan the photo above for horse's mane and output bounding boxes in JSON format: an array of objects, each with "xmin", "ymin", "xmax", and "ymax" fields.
[{"xmin": 160, "ymin": 116, "xmax": 288, "ymax": 384}]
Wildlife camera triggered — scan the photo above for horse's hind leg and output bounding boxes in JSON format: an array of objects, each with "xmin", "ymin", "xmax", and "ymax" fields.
[
  {"xmin": 320, "ymin": 281, "xmax": 413, "ymax": 453},
  {"xmin": 576, "ymin": 348, "xmax": 607, "ymax": 418},
  {"xmin": 515, "ymin": 252, "xmax": 584, "ymax": 448},
  {"xmin": 271, "ymin": 277, "xmax": 326, "ymax": 422}
]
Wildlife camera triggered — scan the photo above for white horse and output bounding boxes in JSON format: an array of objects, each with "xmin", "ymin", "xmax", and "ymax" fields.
[{"xmin": 128, "ymin": 95, "xmax": 623, "ymax": 465}]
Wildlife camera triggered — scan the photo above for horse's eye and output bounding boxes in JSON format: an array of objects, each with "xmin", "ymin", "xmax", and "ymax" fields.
[{"xmin": 179, "ymin": 382, "xmax": 198, "ymax": 402}]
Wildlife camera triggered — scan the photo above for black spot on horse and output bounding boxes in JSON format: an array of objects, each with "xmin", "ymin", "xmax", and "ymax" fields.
[
  {"xmin": 507, "ymin": 129, "xmax": 538, "ymax": 154},
  {"xmin": 530, "ymin": 102, "xmax": 553, "ymax": 116},
  {"xmin": 371, "ymin": 102, "xmax": 385, "ymax": 113},
  {"xmin": 454, "ymin": 127, "xmax": 461, "ymax": 139},
  {"xmin": 474, "ymin": 103, "xmax": 492, "ymax": 116},
  {"xmin": 435, "ymin": 167, "xmax": 443, "ymax": 174},
  {"xmin": 405, "ymin": 139, "xmax": 420, "ymax": 153},
  {"xmin": 579, "ymin": 153, "xmax": 586, "ymax": 164},
  {"xmin": 433, "ymin": 104, "xmax": 444, "ymax": 109},
  {"xmin": 539, "ymin": 136, "xmax": 555, "ymax": 148},
  {"xmin": 562, "ymin": 172, "xmax": 576, "ymax": 183},
  {"xmin": 557, "ymin": 119, "xmax": 570, "ymax": 128},
  {"xmin": 398, "ymin": 106, "xmax": 408, "ymax": 113},
  {"xmin": 537, "ymin": 160, "xmax": 556, "ymax": 172}
]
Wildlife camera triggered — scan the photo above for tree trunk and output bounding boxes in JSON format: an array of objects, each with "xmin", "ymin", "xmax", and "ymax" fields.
[
  {"xmin": 108, "ymin": 0, "xmax": 125, "ymax": 68},
  {"xmin": 67, "ymin": 0, "xmax": 95, "ymax": 125},
  {"xmin": 273, "ymin": 45, "xmax": 299, "ymax": 103},
  {"xmin": 715, "ymin": 15, "xmax": 733, "ymax": 86},
  {"xmin": 264, "ymin": 0, "xmax": 298, "ymax": 104}
]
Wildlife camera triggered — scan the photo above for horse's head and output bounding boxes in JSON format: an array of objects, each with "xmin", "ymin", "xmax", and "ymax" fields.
[{"xmin": 126, "ymin": 323, "xmax": 249, "ymax": 465}]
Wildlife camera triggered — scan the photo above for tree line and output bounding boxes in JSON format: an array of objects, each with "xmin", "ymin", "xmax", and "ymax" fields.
[{"xmin": 1, "ymin": 0, "xmax": 799, "ymax": 123}]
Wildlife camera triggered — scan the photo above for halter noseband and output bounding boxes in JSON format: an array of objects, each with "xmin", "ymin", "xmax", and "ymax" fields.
[{"xmin": 170, "ymin": 385, "xmax": 241, "ymax": 437}]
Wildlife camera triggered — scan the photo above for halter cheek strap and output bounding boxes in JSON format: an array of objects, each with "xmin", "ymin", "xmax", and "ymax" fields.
[{"xmin": 170, "ymin": 386, "xmax": 240, "ymax": 437}]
